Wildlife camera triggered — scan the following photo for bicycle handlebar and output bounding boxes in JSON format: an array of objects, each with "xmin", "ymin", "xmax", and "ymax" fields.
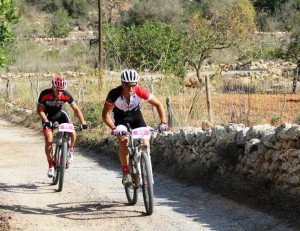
[
  {"xmin": 52, "ymin": 123, "xmax": 86, "ymax": 132},
  {"xmin": 112, "ymin": 127, "xmax": 161, "ymax": 137}
]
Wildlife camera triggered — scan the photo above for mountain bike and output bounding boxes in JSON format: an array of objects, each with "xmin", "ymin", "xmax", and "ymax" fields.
[
  {"xmin": 119, "ymin": 125, "xmax": 155, "ymax": 215},
  {"xmin": 51, "ymin": 123, "xmax": 79, "ymax": 192}
]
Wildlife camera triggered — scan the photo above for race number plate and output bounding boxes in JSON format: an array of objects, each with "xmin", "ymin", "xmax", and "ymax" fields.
[
  {"xmin": 132, "ymin": 127, "xmax": 151, "ymax": 139},
  {"xmin": 58, "ymin": 123, "xmax": 75, "ymax": 132}
]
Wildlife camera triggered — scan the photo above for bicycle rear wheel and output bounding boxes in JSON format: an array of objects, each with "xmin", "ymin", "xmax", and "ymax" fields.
[
  {"xmin": 141, "ymin": 150, "xmax": 154, "ymax": 215},
  {"xmin": 57, "ymin": 141, "xmax": 68, "ymax": 192},
  {"xmin": 124, "ymin": 158, "xmax": 138, "ymax": 205},
  {"xmin": 52, "ymin": 143, "xmax": 61, "ymax": 186}
]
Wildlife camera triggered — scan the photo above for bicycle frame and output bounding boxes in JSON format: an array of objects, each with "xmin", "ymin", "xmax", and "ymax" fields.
[
  {"xmin": 56, "ymin": 123, "xmax": 74, "ymax": 146},
  {"xmin": 52, "ymin": 123, "xmax": 74, "ymax": 192},
  {"xmin": 123, "ymin": 125, "xmax": 154, "ymax": 215},
  {"xmin": 128, "ymin": 127, "xmax": 152, "ymax": 185}
]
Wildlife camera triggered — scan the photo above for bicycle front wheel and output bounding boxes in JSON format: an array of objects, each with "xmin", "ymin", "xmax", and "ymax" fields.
[
  {"xmin": 58, "ymin": 141, "xmax": 67, "ymax": 192},
  {"xmin": 141, "ymin": 150, "xmax": 154, "ymax": 215},
  {"xmin": 52, "ymin": 143, "xmax": 61, "ymax": 186},
  {"xmin": 124, "ymin": 158, "xmax": 138, "ymax": 205}
]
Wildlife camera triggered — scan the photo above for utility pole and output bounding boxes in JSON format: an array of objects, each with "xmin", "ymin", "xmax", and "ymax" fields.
[
  {"xmin": 205, "ymin": 74, "xmax": 213, "ymax": 123},
  {"xmin": 98, "ymin": 0, "xmax": 104, "ymax": 89}
]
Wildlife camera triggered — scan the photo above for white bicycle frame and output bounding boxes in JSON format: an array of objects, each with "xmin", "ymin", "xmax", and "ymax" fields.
[{"xmin": 130, "ymin": 127, "xmax": 154, "ymax": 185}]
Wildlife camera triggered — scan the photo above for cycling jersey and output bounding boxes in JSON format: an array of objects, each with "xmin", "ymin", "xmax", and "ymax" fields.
[
  {"xmin": 105, "ymin": 85, "xmax": 152, "ymax": 115},
  {"xmin": 105, "ymin": 85, "xmax": 153, "ymax": 129},
  {"xmin": 38, "ymin": 88, "xmax": 75, "ymax": 118}
]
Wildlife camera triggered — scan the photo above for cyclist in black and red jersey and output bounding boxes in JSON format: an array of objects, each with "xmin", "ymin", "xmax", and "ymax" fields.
[
  {"xmin": 37, "ymin": 76, "xmax": 87, "ymax": 178},
  {"xmin": 102, "ymin": 69, "xmax": 168, "ymax": 186}
]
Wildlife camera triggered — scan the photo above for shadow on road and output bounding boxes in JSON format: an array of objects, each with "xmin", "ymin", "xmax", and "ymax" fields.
[{"xmin": 0, "ymin": 200, "xmax": 145, "ymax": 220}]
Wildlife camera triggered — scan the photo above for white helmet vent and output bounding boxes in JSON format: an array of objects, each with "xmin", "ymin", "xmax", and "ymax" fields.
[{"xmin": 121, "ymin": 69, "xmax": 139, "ymax": 82}]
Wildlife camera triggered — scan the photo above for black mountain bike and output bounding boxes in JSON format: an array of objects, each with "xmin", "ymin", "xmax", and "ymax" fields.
[
  {"xmin": 119, "ymin": 125, "xmax": 155, "ymax": 215},
  {"xmin": 51, "ymin": 123, "xmax": 79, "ymax": 192}
]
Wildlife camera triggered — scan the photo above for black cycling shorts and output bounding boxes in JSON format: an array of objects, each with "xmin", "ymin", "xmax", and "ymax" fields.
[
  {"xmin": 44, "ymin": 110, "xmax": 72, "ymax": 125},
  {"xmin": 113, "ymin": 110, "xmax": 146, "ymax": 129}
]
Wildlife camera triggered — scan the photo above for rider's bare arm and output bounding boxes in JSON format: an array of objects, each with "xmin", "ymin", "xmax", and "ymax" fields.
[
  {"xmin": 102, "ymin": 103, "xmax": 116, "ymax": 130},
  {"xmin": 37, "ymin": 104, "xmax": 49, "ymax": 122},
  {"xmin": 147, "ymin": 96, "xmax": 167, "ymax": 124},
  {"xmin": 70, "ymin": 103, "xmax": 86, "ymax": 124}
]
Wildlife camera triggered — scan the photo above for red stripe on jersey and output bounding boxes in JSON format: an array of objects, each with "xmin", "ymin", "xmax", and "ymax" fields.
[
  {"xmin": 40, "ymin": 93, "xmax": 54, "ymax": 102},
  {"xmin": 134, "ymin": 86, "xmax": 151, "ymax": 100},
  {"xmin": 105, "ymin": 101, "xmax": 114, "ymax": 106},
  {"xmin": 58, "ymin": 94, "xmax": 72, "ymax": 101}
]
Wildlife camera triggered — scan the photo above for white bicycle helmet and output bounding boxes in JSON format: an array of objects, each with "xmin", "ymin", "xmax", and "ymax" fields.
[{"xmin": 120, "ymin": 69, "xmax": 139, "ymax": 82}]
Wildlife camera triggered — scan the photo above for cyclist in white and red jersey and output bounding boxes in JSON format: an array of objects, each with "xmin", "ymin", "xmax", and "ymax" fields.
[
  {"xmin": 102, "ymin": 69, "xmax": 168, "ymax": 186},
  {"xmin": 37, "ymin": 76, "xmax": 87, "ymax": 178}
]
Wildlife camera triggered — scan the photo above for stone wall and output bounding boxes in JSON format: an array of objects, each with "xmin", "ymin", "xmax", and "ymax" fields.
[
  {"xmin": 2, "ymin": 102, "xmax": 300, "ymax": 196},
  {"xmin": 150, "ymin": 123, "xmax": 300, "ymax": 195}
]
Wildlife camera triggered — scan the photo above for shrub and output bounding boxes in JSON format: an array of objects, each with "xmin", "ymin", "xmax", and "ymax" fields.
[
  {"xmin": 220, "ymin": 78, "xmax": 257, "ymax": 93},
  {"xmin": 81, "ymin": 101, "xmax": 104, "ymax": 128},
  {"xmin": 47, "ymin": 8, "xmax": 72, "ymax": 38},
  {"xmin": 119, "ymin": 0, "xmax": 184, "ymax": 26},
  {"xmin": 104, "ymin": 21, "xmax": 185, "ymax": 76},
  {"xmin": 62, "ymin": 0, "xmax": 89, "ymax": 19}
]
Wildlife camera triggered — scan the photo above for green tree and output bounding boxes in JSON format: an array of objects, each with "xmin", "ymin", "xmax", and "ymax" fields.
[
  {"xmin": 253, "ymin": 0, "xmax": 287, "ymax": 13},
  {"xmin": 26, "ymin": 0, "xmax": 89, "ymax": 19},
  {"xmin": 47, "ymin": 8, "xmax": 72, "ymax": 38},
  {"xmin": 103, "ymin": 23, "xmax": 125, "ymax": 70},
  {"xmin": 283, "ymin": 32, "xmax": 300, "ymax": 66},
  {"xmin": 182, "ymin": 0, "xmax": 256, "ymax": 80},
  {"xmin": 253, "ymin": 0, "xmax": 288, "ymax": 31},
  {"xmin": 41, "ymin": 0, "xmax": 63, "ymax": 12},
  {"xmin": 277, "ymin": 0, "xmax": 300, "ymax": 31},
  {"xmin": 104, "ymin": 21, "xmax": 185, "ymax": 76},
  {"xmin": 62, "ymin": 0, "xmax": 88, "ymax": 19},
  {"xmin": 122, "ymin": 21, "xmax": 184, "ymax": 74},
  {"xmin": 274, "ymin": 0, "xmax": 300, "ymax": 67},
  {"xmin": 0, "ymin": 0, "xmax": 19, "ymax": 69}
]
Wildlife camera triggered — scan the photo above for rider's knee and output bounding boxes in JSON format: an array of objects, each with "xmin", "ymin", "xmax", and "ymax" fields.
[
  {"xmin": 45, "ymin": 140, "xmax": 53, "ymax": 146},
  {"xmin": 119, "ymin": 138, "xmax": 128, "ymax": 146}
]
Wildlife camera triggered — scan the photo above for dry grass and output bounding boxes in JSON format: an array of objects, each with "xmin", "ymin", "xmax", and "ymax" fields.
[
  {"xmin": 142, "ymin": 91, "xmax": 300, "ymax": 128},
  {"xmin": 1, "ymin": 74, "xmax": 300, "ymax": 130},
  {"xmin": 211, "ymin": 93, "xmax": 300, "ymax": 126}
]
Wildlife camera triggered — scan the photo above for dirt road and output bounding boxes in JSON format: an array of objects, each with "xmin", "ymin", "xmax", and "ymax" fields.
[{"xmin": 0, "ymin": 119, "xmax": 297, "ymax": 231}]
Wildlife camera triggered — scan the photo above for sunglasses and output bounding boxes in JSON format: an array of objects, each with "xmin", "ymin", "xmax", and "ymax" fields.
[
  {"xmin": 53, "ymin": 88, "xmax": 64, "ymax": 92},
  {"xmin": 122, "ymin": 82, "xmax": 137, "ymax": 87}
]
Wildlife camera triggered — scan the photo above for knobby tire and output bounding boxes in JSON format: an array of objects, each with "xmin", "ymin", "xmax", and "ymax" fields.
[
  {"xmin": 52, "ymin": 143, "xmax": 61, "ymax": 186},
  {"xmin": 124, "ymin": 157, "xmax": 138, "ymax": 205},
  {"xmin": 58, "ymin": 141, "xmax": 67, "ymax": 192},
  {"xmin": 141, "ymin": 150, "xmax": 154, "ymax": 215}
]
